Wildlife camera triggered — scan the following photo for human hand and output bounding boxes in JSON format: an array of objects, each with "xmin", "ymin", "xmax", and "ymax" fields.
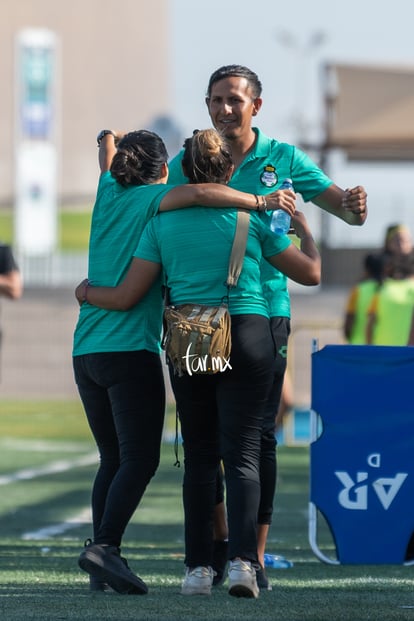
[
  {"xmin": 75, "ymin": 278, "xmax": 89, "ymax": 306},
  {"xmin": 342, "ymin": 185, "xmax": 368, "ymax": 221},
  {"xmin": 263, "ymin": 188, "xmax": 296, "ymax": 216}
]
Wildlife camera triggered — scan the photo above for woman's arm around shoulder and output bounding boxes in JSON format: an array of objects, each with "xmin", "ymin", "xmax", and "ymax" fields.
[
  {"xmin": 158, "ymin": 183, "xmax": 296, "ymax": 214},
  {"xmin": 267, "ymin": 211, "xmax": 321, "ymax": 286},
  {"xmin": 75, "ymin": 258, "xmax": 161, "ymax": 310}
]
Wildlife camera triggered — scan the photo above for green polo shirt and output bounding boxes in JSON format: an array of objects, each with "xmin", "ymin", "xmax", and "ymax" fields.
[
  {"xmin": 135, "ymin": 208, "xmax": 291, "ymax": 317},
  {"xmin": 73, "ymin": 172, "xmax": 171, "ymax": 356},
  {"xmin": 168, "ymin": 127, "xmax": 332, "ymax": 317}
]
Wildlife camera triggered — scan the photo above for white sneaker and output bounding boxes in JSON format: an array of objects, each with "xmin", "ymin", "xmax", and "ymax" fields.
[
  {"xmin": 181, "ymin": 566, "xmax": 214, "ymax": 595},
  {"xmin": 228, "ymin": 559, "xmax": 259, "ymax": 599}
]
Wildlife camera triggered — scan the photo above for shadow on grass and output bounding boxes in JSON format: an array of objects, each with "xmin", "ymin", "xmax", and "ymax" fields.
[{"xmin": 0, "ymin": 444, "xmax": 413, "ymax": 620}]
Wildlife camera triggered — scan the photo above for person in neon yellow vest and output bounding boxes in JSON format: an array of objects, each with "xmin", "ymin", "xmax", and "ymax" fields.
[
  {"xmin": 366, "ymin": 224, "xmax": 414, "ymax": 345},
  {"xmin": 343, "ymin": 254, "xmax": 384, "ymax": 344}
]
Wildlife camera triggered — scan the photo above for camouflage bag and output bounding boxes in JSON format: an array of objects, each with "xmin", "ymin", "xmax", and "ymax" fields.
[{"xmin": 162, "ymin": 303, "xmax": 231, "ymax": 377}]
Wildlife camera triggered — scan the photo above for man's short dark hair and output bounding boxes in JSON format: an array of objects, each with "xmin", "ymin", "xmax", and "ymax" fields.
[{"xmin": 206, "ymin": 65, "xmax": 262, "ymax": 99}]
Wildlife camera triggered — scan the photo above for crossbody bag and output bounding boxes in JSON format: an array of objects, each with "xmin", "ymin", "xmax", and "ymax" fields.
[{"xmin": 162, "ymin": 210, "xmax": 250, "ymax": 377}]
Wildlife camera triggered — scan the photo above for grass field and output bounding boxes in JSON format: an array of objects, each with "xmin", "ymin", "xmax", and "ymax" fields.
[
  {"xmin": 0, "ymin": 208, "xmax": 92, "ymax": 251},
  {"xmin": 0, "ymin": 400, "xmax": 413, "ymax": 620}
]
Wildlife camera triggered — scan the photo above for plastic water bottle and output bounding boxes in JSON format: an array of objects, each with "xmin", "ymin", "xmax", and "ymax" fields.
[
  {"xmin": 270, "ymin": 178, "xmax": 294, "ymax": 235},
  {"xmin": 263, "ymin": 553, "xmax": 294, "ymax": 569}
]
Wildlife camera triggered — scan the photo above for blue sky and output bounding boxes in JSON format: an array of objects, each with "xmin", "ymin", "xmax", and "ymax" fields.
[
  {"xmin": 169, "ymin": 0, "xmax": 414, "ymax": 247},
  {"xmin": 170, "ymin": 0, "xmax": 414, "ymax": 141}
]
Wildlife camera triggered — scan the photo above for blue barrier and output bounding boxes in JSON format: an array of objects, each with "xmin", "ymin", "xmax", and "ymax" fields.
[{"xmin": 310, "ymin": 345, "xmax": 414, "ymax": 564}]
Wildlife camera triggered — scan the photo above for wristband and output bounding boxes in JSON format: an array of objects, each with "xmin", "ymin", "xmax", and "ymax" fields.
[
  {"xmin": 97, "ymin": 129, "xmax": 116, "ymax": 146},
  {"xmin": 255, "ymin": 195, "xmax": 268, "ymax": 212}
]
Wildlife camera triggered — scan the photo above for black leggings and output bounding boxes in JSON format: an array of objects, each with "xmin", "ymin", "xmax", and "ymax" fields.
[
  {"xmin": 73, "ymin": 351, "xmax": 165, "ymax": 547},
  {"xmin": 170, "ymin": 314, "xmax": 275, "ymax": 567},
  {"xmin": 214, "ymin": 316, "xmax": 290, "ymax": 525},
  {"xmin": 258, "ymin": 316, "xmax": 290, "ymax": 525}
]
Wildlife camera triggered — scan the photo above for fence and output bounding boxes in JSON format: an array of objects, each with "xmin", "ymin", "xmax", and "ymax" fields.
[
  {"xmin": 281, "ymin": 319, "xmax": 344, "ymax": 446},
  {"xmin": 0, "ymin": 285, "xmax": 348, "ymax": 438},
  {"xmin": 17, "ymin": 252, "xmax": 88, "ymax": 287}
]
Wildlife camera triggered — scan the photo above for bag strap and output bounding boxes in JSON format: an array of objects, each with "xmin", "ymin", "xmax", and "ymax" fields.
[
  {"xmin": 164, "ymin": 209, "xmax": 250, "ymax": 305},
  {"xmin": 226, "ymin": 210, "xmax": 251, "ymax": 288}
]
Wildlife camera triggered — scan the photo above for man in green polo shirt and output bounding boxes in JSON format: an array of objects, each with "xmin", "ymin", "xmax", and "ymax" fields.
[{"xmin": 168, "ymin": 64, "xmax": 368, "ymax": 590}]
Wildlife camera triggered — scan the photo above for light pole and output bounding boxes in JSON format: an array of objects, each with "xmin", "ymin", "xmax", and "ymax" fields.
[{"xmin": 274, "ymin": 29, "xmax": 327, "ymax": 149}]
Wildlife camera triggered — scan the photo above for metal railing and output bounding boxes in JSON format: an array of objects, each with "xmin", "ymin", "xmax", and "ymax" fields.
[{"xmin": 17, "ymin": 252, "xmax": 88, "ymax": 287}]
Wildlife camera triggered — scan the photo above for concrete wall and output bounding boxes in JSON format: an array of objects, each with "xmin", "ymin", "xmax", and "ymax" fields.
[
  {"xmin": 0, "ymin": 0, "xmax": 170, "ymax": 203},
  {"xmin": 0, "ymin": 286, "xmax": 347, "ymax": 404}
]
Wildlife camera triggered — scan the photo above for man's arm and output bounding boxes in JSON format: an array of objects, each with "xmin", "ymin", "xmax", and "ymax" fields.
[
  {"xmin": 0, "ymin": 269, "xmax": 22, "ymax": 299},
  {"xmin": 343, "ymin": 287, "xmax": 358, "ymax": 342},
  {"xmin": 365, "ymin": 312, "xmax": 376, "ymax": 344},
  {"xmin": 312, "ymin": 184, "xmax": 367, "ymax": 226},
  {"xmin": 0, "ymin": 246, "xmax": 23, "ymax": 299}
]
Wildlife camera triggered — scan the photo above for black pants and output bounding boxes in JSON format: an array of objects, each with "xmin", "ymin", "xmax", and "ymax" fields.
[
  {"xmin": 73, "ymin": 350, "xmax": 165, "ymax": 547},
  {"xmin": 214, "ymin": 316, "xmax": 290, "ymax": 525},
  {"xmin": 170, "ymin": 315, "xmax": 275, "ymax": 567},
  {"xmin": 258, "ymin": 316, "xmax": 291, "ymax": 525}
]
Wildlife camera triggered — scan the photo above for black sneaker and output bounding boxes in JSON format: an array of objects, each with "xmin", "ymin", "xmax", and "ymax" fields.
[
  {"xmin": 212, "ymin": 540, "xmax": 228, "ymax": 586},
  {"xmin": 84, "ymin": 539, "xmax": 130, "ymax": 592},
  {"xmin": 89, "ymin": 557, "xmax": 132, "ymax": 592},
  {"xmin": 83, "ymin": 540, "xmax": 111, "ymax": 592},
  {"xmin": 78, "ymin": 542, "xmax": 148, "ymax": 595},
  {"xmin": 256, "ymin": 566, "xmax": 272, "ymax": 591}
]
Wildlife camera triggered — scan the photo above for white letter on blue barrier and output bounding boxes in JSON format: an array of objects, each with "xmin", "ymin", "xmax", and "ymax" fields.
[
  {"xmin": 336, "ymin": 471, "xmax": 368, "ymax": 510},
  {"xmin": 367, "ymin": 453, "xmax": 381, "ymax": 468}
]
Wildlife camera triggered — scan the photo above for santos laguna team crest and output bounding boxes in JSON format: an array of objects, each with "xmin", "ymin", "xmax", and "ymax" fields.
[{"xmin": 260, "ymin": 164, "xmax": 278, "ymax": 187}]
